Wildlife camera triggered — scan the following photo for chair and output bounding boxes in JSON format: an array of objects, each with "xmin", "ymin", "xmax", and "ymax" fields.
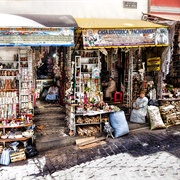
[{"xmin": 113, "ymin": 91, "xmax": 123, "ymax": 103}]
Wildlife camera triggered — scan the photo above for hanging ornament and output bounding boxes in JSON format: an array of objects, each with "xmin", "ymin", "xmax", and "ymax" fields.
[{"xmin": 53, "ymin": 64, "xmax": 61, "ymax": 78}]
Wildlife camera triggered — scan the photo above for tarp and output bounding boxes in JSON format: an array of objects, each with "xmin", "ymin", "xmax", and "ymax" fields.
[
  {"xmin": 15, "ymin": 14, "xmax": 78, "ymax": 28},
  {"xmin": 0, "ymin": 13, "xmax": 44, "ymax": 27},
  {"xmin": 75, "ymin": 18, "xmax": 167, "ymax": 29},
  {"xmin": 0, "ymin": 13, "xmax": 78, "ymax": 28}
]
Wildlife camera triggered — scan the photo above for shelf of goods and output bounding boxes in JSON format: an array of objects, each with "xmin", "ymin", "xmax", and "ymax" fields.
[
  {"xmin": 19, "ymin": 49, "xmax": 34, "ymax": 115},
  {"xmin": 0, "ymin": 118, "xmax": 34, "ymax": 147},
  {"xmin": 123, "ymin": 53, "xmax": 133, "ymax": 113},
  {"xmin": 0, "ymin": 49, "xmax": 20, "ymax": 120},
  {"xmin": 75, "ymin": 110, "xmax": 111, "ymax": 136},
  {"xmin": 74, "ymin": 50, "xmax": 101, "ymax": 104},
  {"xmin": 167, "ymin": 24, "xmax": 180, "ymax": 88},
  {"xmin": 0, "ymin": 47, "xmax": 34, "ymax": 119},
  {"xmin": 158, "ymin": 98, "xmax": 180, "ymax": 127}
]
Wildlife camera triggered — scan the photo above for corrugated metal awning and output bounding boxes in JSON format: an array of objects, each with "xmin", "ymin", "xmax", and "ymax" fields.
[{"xmin": 75, "ymin": 18, "xmax": 167, "ymax": 29}]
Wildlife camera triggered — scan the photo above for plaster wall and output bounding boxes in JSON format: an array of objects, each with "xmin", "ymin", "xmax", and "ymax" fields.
[{"xmin": 0, "ymin": 0, "xmax": 148, "ymax": 19}]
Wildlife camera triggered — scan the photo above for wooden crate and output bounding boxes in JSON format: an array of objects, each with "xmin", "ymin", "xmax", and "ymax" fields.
[{"xmin": 10, "ymin": 149, "xmax": 26, "ymax": 162}]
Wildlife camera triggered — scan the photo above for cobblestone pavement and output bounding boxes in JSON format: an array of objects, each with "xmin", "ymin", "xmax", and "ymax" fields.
[{"xmin": 0, "ymin": 125, "xmax": 179, "ymax": 180}]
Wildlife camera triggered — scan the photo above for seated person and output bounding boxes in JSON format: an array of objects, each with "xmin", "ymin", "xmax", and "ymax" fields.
[
  {"xmin": 105, "ymin": 76, "xmax": 117, "ymax": 100},
  {"xmin": 130, "ymin": 90, "xmax": 148, "ymax": 124},
  {"xmin": 45, "ymin": 84, "xmax": 59, "ymax": 102}
]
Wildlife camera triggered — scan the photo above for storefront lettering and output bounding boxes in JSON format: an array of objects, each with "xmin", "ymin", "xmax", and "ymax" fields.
[
  {"xmin": 97, "ymin": 29, "xmax": 154, "ymax": 35},
  {"xmin": 130, "ymin": 29, "xmax": 154, "ymax": 34},
  {"xmin": 97, "ymin": 30, "xmax": 109, "ymax": 34},
  {"xmin": 109, "ymin": 30, "xmax": 129, "ymax": 34}
]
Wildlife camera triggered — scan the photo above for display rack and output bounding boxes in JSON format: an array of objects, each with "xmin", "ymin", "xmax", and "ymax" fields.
[
  {"xmin": 74, "ymin": 50, "xmax": 101, "ymax": 103},
  {"xmin": 0, "ymin": 119, "xmax": 34, "ymax": 147},
  {"xmin": 123, "ymin": 52, "xmax": 133, "ymax": 113},
  {"xmin": 19, "ymin": 48, "xmax": 34, "ymax": 115},
  {"xmin": 0, "ymin": 48, "xmax": 19, "ymax": 119}
]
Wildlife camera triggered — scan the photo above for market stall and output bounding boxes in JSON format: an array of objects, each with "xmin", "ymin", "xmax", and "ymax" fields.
[
  {"xmin": 64, "ymin": 18, "xmax": 169, "ymax": 136},
  {"xmin": 0, "ymin": 14, "xmax": 75, "ymax": 164}
]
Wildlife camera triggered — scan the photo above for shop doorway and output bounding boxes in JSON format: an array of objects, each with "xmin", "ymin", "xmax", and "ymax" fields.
[{"xmin": 34, "ymin": 46, "xmax": 68, "ymax": 106}]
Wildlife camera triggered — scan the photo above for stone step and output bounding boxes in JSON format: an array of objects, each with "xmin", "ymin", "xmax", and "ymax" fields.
[
  {"xmin": 35, "ymin": 121, "xmax": 66, "ymax": 127},
  {"xmin": 34, "ymin": 115, "xmax": 65, "ymax": 122},
  {"xmin": 34, "ymin": 107, "xmax": 65, "ymax": 115},
  {"xmin": 36, "ymin": 127, "xmax": 66, "ymax": 136},
  {"xmin": 35, "ymin": 134, "xmax": 78, "ymax": 152}
]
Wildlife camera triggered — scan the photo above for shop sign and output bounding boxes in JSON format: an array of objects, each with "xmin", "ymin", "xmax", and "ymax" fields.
[
  {"xmin": 147, "ymin": 57, "xmax": 161, "ymax": 72},
  {"xmin": 82, "ymin": 28, "xmax": 168, "ymax": 47},
  {"xmin": 0, "ymin": 27, "xmax": 74, "ymax": 46}
]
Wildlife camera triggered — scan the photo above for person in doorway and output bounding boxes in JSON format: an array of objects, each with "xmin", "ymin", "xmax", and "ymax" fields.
[
  {"xmin": 105, "ymin": 76, "xmax": 117, "ymax": 100},
  {"xmin": 45, "ymin": 84, "xmax": 59, "ymax": 102},
  {"xmin": 130, "ymin": 90, "xmax": 148, "ymax": 124}
]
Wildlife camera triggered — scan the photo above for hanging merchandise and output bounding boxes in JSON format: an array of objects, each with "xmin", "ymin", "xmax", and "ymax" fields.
[{"xmin": 53, "ymin": 64, "xmax": 61, "ymax": 78}]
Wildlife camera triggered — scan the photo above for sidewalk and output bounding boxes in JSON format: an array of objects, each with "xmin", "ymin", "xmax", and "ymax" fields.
[{"xmin": 0, "ymin": 124, "xmax": 179, "ymax": 179}]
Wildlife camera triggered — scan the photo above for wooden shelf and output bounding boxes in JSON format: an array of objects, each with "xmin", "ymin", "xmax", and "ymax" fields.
[
  {"xmin": 0, "ymin": 122, "xmax": 33, "ymax": 129},
  {"xmin": 0, "ymin": 137, "xmax": 31, "ymax": 142},
  {"xmin": 158, "ymin": 98, "xmax": 180, "ymax": 101}
]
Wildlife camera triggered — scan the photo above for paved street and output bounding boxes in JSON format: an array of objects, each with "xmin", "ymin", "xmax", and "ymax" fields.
[{"xmin": 0, "ymin": 125, "xmax": 179, "ymax": 180}]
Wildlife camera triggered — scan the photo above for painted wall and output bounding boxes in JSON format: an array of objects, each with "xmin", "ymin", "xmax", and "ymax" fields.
[
  {"xmin": 0, "ymin": 0, "xmax": 148, "ymax": 19},
  {"xmin": 151, "ymin": 0, "xmax": 180, "ymax": 7},
  {"xmin": 150, "ymin": 0, "xmax": 180, "ymax": 15}
]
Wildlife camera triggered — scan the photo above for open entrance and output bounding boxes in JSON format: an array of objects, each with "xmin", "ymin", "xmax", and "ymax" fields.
[{"xmin": 34, "ymin": 46, "xmax": 68, "ymax": 106}]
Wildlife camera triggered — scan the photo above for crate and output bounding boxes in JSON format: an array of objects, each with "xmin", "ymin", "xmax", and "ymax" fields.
[{"xmin": 10, "ymin": 149, "xmax": 26, "ymax": 162}]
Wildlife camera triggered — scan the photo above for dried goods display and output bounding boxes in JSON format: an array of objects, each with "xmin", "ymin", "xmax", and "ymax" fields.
[
  {"xmin": 159, "ymin": 100, "xmax": 180, "ymax": 126},
  {"xmin": 77, "ymin": 126, "xmax": 100, "ymax": 137}
]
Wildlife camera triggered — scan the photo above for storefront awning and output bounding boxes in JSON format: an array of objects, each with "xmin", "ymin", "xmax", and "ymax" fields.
[
  {"xmin": 0, "ymin": 14, "xmax": 75, "ymax": 46},
  {"xmin": 74, "ymin": 18, "xmax": 168, "ymax": 49},
  {"xmin": 75, "ymin": 18, "xmax": 167, "ymax": 29}
]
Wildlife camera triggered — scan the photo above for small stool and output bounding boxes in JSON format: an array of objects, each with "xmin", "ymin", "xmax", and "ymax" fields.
[{"xmin": 113, "ymin": 91, "xmax": 123, "ymax": 102}]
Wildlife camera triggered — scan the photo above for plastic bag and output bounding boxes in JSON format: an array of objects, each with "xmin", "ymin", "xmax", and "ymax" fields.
[
  {"xmin": 148, "ymin": 106, "xmax": 166, "ymax": 130},
  {"xmin": 109, "ymin": 111, "xmax": 129, "ymax": 138},
  {"xmin": 0, "ymin": 148, "xmax": 11, "ymax": 166},
  {"xmin": 25, "ymin": 145, "xmax": 38, "ymax": 158},
  {"xmin": 148, "ymin": 99, "xmax": 159, "ymax": 106}
]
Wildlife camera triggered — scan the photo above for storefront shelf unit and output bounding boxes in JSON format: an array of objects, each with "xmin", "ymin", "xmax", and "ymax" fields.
[
  {"xmin": 0, "ymin": 120, "xmax": 34, "ymax": 147},
  {"xmin": 74, "ymin": 50, "xmax": 101, "ymax": 103},
  {"xmin": 74, "ymin": 111, "xmax": 111, "ymax": 136}
]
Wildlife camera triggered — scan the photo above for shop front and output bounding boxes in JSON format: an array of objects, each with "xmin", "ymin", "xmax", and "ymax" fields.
[
  {"xmin": 141, "ymin": 13, "xmax": 180, "ymax": 127},
  {"xmin": 0, "ymin": 14, "xmax": 75, "ymax": 159},
  {"xmin": 65, "ymin": 18, "xmax": 169, "ymax": 136}
]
